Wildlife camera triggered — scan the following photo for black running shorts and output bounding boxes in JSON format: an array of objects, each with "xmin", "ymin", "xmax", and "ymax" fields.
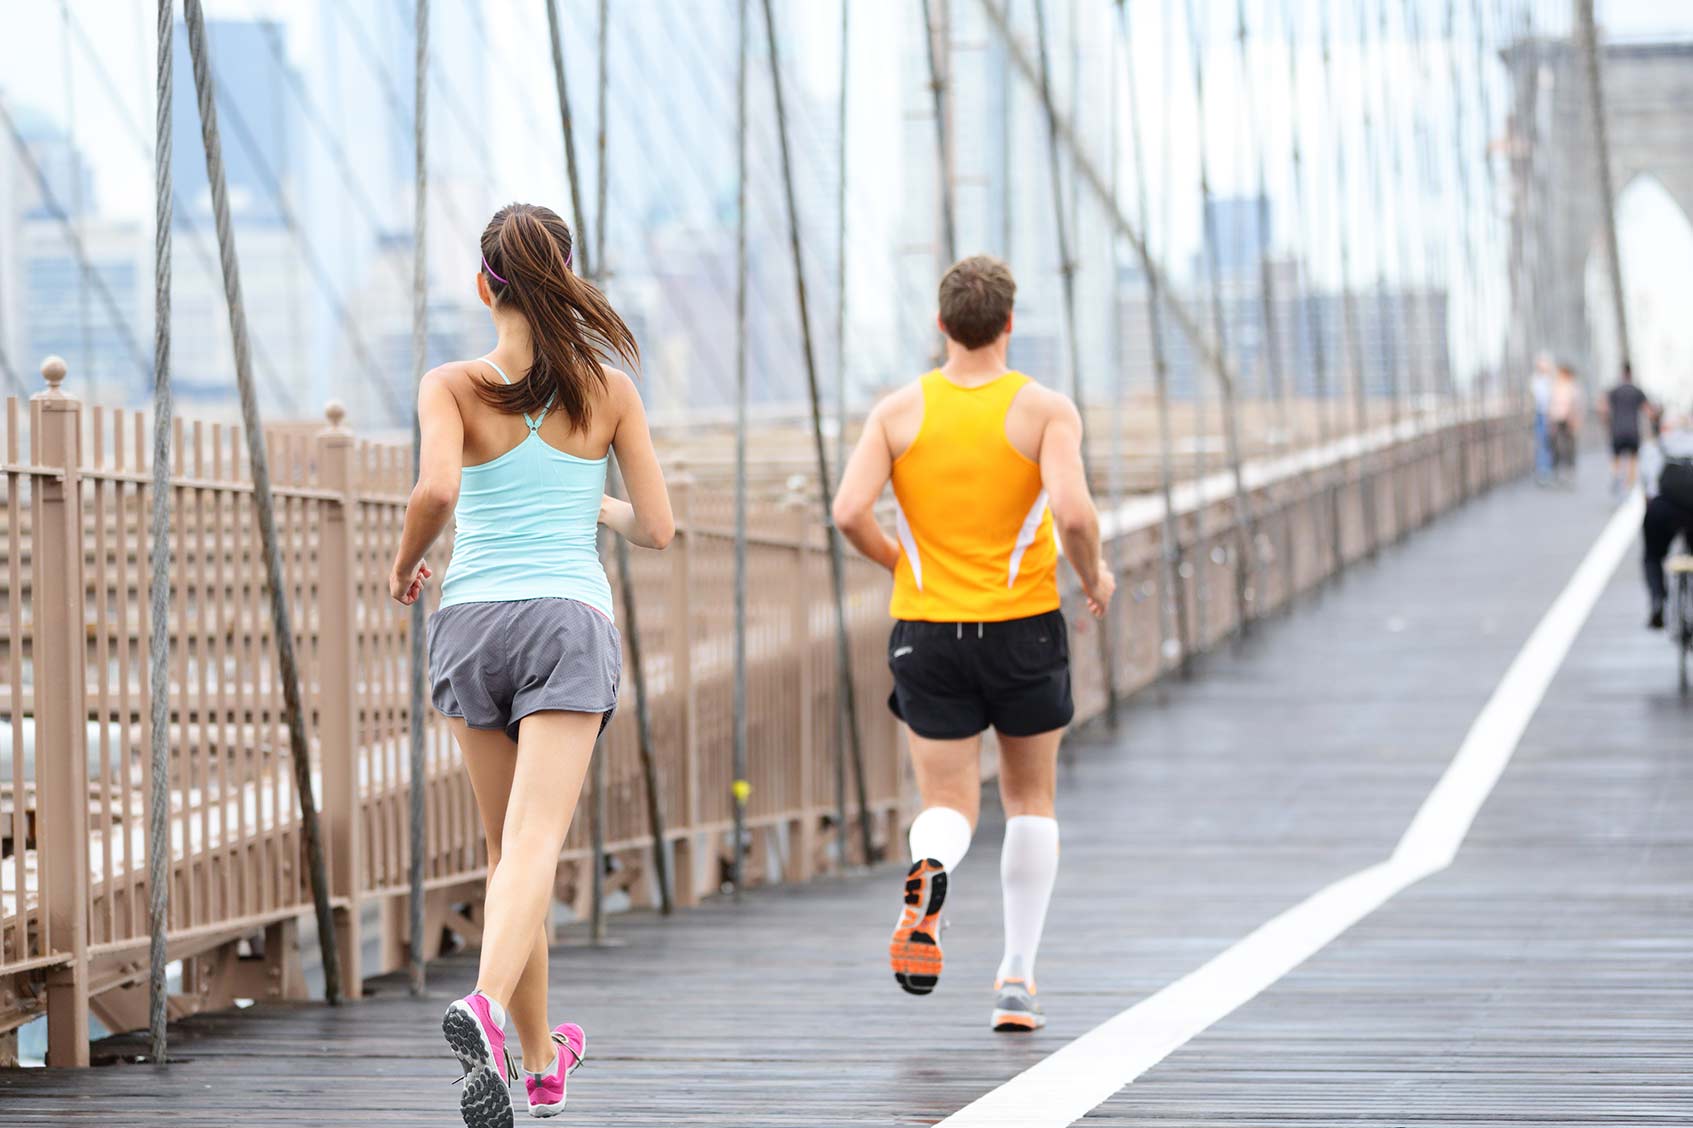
[
  {"xmin": 887, "ymin": 609, "xmax": 1074, "ymax": 740},
  {"xmin": 1611, "ymin": 434, "xmax": 1640, "ymax": 457}
]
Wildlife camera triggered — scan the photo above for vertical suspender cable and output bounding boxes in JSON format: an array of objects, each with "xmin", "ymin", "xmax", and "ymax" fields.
[
  {"xmin": 921, "ymin": 0, "xmax": 958, "ymax": 265},
  {"xmin": 1163, "ymin": 0, "xmax": 1209, "ymax": 657},
  {"xmin": 545, "ymin": 0, "xmax": 589, "ymax": 281},
  {"xmin": 1182, "ymin": 0, "xmax": 1259, "ymax": 636},
  {"xmin": 1232, "ymin": 0, "xmax": 1296, "ymax": 602},
  {"xmin": 1443, "ymin": 0, "xmax": 1475, "ymax": 497},
  {"xmin": 547, "ymin": 0, "xmax": 672, "ymax": 925},
  {"xmin": 1470, "ymin": 0, "xmax": 1513, "ymax": 411},
  {"xmin": 1317, "ymin": 0, "xmax": 1380, "ymax": 558},
  {"xmin": 1357, "ymin": 0, "xmax": 1408, "ymax": 542},
  {"xmin": 596, "ymin": 1, "xmax": 671, "ymax": 918},
  {"xmin": 732, "ymin": 0, "xmax": 749, "ymax": 898},
  {"xmin": 594, "ymin": 0, "xmax": 610, "ymax": 281},
  {"xmin": 407, "ymin": 0, "xmax": 429, "ymax": 997},
  {"xmin": 1280, "ymin": 0, "xmax": 1345, "ymax": 577},
  {"xmin": 181, "ymin": 0, "xmax": 342, "ymax": 1003},
  {"xmin": 831, "ymin": 0, "xmax": 850, "ymax": 868},
  {"xmin": 542, "ymin": 0, "xmax": 603, "ymax": 942},
  {"xmin": 1034, "ymin": 0, "xmax": 1117, "ymax": 720},
  {"xmin": 1116, "ymin": 0, "xmax": 1190, "ymax": 673},
  {"xmin": 146, "ymin": 0, "xmax": 174, "ymax": 1065},
  {"xmin": 760, "ymin": 0, "xmax": 876, "ymax": 867}
]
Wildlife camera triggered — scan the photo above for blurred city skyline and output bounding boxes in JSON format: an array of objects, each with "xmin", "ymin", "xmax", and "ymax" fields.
[{"xmin": 2, "ymin": 1, "xmax": 1691, "ymax": 432}]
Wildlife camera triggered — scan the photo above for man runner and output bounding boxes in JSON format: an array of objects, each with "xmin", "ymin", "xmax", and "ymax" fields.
[
  {"xmin": 1600, "ymin": 362, "xmax": 1650, "ymax": 496},
  {"xmin": 831, "ymin": 255, "xmax": 1114, "ymax": 1032}
]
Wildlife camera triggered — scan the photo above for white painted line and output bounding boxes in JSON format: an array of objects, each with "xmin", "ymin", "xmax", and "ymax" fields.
[{"xmin": 939, "ymin": 494, "xmax": 1645, "ymax": 1128}]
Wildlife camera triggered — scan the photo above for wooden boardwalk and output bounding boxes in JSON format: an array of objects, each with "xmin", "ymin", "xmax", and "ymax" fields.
[{"xmin": 4, "ymin": 464, "xmax": 1690, "ymax": 1124}]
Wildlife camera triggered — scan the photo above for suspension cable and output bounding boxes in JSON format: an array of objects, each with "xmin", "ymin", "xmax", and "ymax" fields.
[
  {"xmin": 921, "ymin": 0, "xmax": 958, "ymax": 265},
  {"xmin": 406, "ymin": 0, "xmax": 429, "ymax": 999},
  {"xmin": 732, "ymin": 0, "xmax": 750, "ymax": 898},
  {"xmin": 1116, "ymin": 0, "xmax": 1190, "ymax": 673},
  {"xmin": 145, "ymin": 0, "xmax": 173, "ymax": 1066},
  {"xmin": 760, "ymin": 0, "xmax": 876, "ymax": 867},
  {"xmin": 1316, "ymin": 0, "xmax": 1381, "ymax": 555},
  {"xmin": 180, "ymin": 0, "xmax": 342, "ymax": 1004},
  {"xmin": 1182, "ymin": 0, "xmax": 1260, "ymax": 636}
]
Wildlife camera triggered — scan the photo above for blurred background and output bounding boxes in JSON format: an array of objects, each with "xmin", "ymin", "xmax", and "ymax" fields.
[{"xmin": 1, "ymin": 0, "xmax": 1688, "ymax": 445}]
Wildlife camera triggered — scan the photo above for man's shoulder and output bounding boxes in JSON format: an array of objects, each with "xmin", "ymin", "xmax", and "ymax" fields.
[
  {"xmin": 869, "ymin": 379, "xmax": 927, "ymax": 419},
  {"xmin": 1011, "ymin": 378, "xmax": 1078, "ymax": 424}
]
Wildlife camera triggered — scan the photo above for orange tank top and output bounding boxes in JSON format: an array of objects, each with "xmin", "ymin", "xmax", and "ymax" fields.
[{"xmin": 889, "ymin": 371, "xmax": 1059, "ymax": 622}]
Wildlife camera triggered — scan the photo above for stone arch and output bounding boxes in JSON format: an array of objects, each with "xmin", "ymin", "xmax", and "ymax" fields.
[
  {"xmin": 1584, "ymin": 174, "xmax": 1693, "ymax": 409},
  {"xmin": 1504, "ymin": 39, "xmax": 1693, "ymax": 387}
]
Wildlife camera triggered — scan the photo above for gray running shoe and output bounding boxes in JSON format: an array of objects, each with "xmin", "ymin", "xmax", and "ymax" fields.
[{"xmin": 991, "ymin": 978, "xmax": 1046, "ymax": 1032}]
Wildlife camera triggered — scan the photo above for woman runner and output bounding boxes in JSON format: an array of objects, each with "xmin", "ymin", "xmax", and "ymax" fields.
[{"xmin": 389, "ymin": 203, "xmax": 673, "ymax": 1128}]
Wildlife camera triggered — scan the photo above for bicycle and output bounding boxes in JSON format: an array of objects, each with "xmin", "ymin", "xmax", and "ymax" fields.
[{"xmin": 1671, "ymin": 555, "xmax": 1693, "ymax": 694}]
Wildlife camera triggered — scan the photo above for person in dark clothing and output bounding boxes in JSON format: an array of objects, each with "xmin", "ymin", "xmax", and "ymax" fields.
[
  {"xmin": 1640, "ymin": 412, "xmax": 1693, "ymax": 629},
  {"xmin": 1601, "ymin": 363, "xmax": 1650, "ymax": 495}
]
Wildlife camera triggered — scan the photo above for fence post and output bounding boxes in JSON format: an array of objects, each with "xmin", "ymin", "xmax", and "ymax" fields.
[
  {"xmin": 667, "ymin": 473, "xmax": 700, "ymax": 906},
  {"xmin": 316, "ymin": 402, "xmax": 362, "ymax": 998},
  {"xmin": 33, "ymin": 357, "xmax": 90, "ymax": 1067}
]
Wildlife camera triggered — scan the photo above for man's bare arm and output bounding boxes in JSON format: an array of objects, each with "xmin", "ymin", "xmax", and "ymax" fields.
[
  {"xmin": 830, "ymin": 407, "xmax": 902, "ymax": 572},
  {"xmin": 1039, "ymin": 394, "xmax": 1114, "ymax": 617}
]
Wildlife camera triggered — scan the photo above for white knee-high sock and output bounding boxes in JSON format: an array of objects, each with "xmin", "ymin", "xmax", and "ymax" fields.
[
  {"xmin": 908, "ymin": 806, "xmax": 973, "ymax": 873},
  {"xmin": 997, "ymin": 815, "xmax": 1059, "ymax": 985}
]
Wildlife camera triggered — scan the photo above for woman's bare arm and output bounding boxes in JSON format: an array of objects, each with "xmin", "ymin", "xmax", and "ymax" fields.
[
  {"xmin": 390, "ymin": 370, "xmax": 463, "ymax": 603},
  {"xmin": 600, "ymin": 369, "xmax": 675, "ymax": 549}
]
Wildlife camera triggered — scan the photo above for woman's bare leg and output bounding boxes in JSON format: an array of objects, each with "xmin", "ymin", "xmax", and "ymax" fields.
[
  {"xmin": 452, "ymin": 720, "xmax": 564, "ymax": 1071},
  {"xmin": 472, "ymin": 711, "xmax": 597, "ymax": 1038}
]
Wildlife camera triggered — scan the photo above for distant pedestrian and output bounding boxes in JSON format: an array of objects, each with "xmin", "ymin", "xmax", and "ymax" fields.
[
  {"xmin": 1640, "ymin": 411, "xmax": 1693, "ymax": 630},
  {"xmin": 1530, "ymin": 354, "xmax": 1554, "ymax": 483},
  {"xmin": 1547, "ymin": 362, "xmax": 1583, "ymax": 486},
  {"xmin": 1600, "ymin": 362, "xmax": 1650, "ymax": 496}
]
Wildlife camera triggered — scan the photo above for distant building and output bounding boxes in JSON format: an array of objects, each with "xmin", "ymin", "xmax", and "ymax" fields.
[{"xmin": 1117, "ymin": 263, "xmax": 1452, "ymax": 404}]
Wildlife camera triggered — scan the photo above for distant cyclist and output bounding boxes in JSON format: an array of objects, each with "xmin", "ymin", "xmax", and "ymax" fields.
[
  {"xmin": 1640, "ymin": 410, "xmax": 1693, "ymax": 630},
  {"xmin": 1599, "ymin": 362, "xmax": 1650, "ymax": 497},
  {"xmin": 831, "ymin": 255, "xmax": 1114, "ymax": 1032}
]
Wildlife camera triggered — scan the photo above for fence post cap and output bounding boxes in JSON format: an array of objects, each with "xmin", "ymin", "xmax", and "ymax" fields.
[
  {"xmin": 36, "ymin": 355, "xmax": 69, "ymax": 398},
  {"xmin": 323, "ymin": 400, "xmax": 348, "ymax": 432}
]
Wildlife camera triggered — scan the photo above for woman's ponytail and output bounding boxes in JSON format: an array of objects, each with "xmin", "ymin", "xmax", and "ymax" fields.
[{"xmin": 474, "ymin": 203, "xmax": 638, "ymax": 431}]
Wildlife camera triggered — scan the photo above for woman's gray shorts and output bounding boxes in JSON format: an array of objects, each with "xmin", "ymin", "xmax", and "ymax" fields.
[{"xmin": 428, "ymin": 598, "xmax": 621, "ymax": 740}]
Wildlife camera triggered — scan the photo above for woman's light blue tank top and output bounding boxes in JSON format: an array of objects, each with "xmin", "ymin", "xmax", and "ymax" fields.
[{"xmin": 439, "ymin": 358, "xmax": 614, "ymax": 620}]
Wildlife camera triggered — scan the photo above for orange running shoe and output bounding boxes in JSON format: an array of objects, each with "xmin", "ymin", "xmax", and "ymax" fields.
[{"xmin": 889, "ymin": 858, "xmax": 948, "ymax": 995}]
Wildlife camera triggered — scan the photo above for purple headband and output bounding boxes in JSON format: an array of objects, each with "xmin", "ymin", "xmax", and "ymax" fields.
[{"xmin": 482, "ymin": 245, "xmax": 574, "ymax": 287}]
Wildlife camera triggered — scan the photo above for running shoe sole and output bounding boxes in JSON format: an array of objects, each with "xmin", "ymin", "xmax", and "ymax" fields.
[
  {"xmin": 443, "ymin": 1005, "xmax": 514, "ymax": 1128},
  {"xmin": 890, "ymin": 858, "xmax": 947, "ymax": 995},
  {"xmin": 991, "ymin": 1009, "xmax": 1046, "ymax": 1032}
]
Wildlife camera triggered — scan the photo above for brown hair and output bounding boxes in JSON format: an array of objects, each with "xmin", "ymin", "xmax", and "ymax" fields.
[
  {"xmin": 938, "ymin": 255, "xmax": 1016, "ymax": 350},
  {"xmin": 476, "ymin": 203, "xmax": 638, "ymax": 431}
]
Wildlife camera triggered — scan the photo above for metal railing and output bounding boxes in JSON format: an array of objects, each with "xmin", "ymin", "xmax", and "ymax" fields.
[{"xmin": 0, "ymin": 362, "xmax": 1529, "ymax": 1064}]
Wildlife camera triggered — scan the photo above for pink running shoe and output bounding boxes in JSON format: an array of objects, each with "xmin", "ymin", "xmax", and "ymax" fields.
[
  {"xmin": 524, "ymin": 1023, "xmax": 587, "ymax": 1118},
  {"xmin": 443, "ymin": 993, "xmax": 518, "ymax": 1128}
]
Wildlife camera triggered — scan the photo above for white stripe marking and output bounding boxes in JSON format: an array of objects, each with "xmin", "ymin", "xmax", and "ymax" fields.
[
  {"xmin": 939, "ymin": 495, "xmax": 1644, "ymax": 1127},
  {"xmin": 1007, "ymin": 490, "xmax": 1049, "ymax": 588},
  {"xmin": 894, "ymin": 499, "xmax": 923, "ymax": 591}
]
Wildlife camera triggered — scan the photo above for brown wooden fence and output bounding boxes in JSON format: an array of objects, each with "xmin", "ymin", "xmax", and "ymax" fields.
[{"xmin": 0, "ymin": 363, "xmax": 1529, "ymax": 1064}]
